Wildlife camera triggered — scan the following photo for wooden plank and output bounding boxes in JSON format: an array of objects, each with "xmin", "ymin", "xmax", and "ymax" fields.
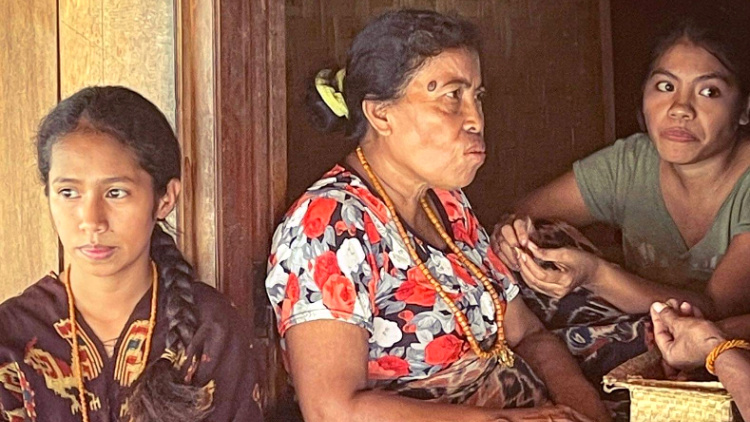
[
  {"xmin": 216, "ymin": 0, "xmax": 287, "ymax": 410},
  {"xmin": 176, "ymin": 0, "xmax": 219, "ymax": 286},
  {"xmin": 0, "ymin": 0, "xmax": 59, "ymax": 301}
]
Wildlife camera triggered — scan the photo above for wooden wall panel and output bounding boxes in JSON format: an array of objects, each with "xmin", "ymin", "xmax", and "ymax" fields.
[
  {"xmin": 286, "ymin": 0, "xmax": 613, "ymax": 227},
  {"xmin": 60, "ymin": 0, "xmax": 176, "ymax": 124},
  {"xmin": 0, "ymin": 0, "xmax": 59, "ymax": 301},
  {"xmin": 176, "ymin": 0, "xmax": 219, "ymax": 286}
]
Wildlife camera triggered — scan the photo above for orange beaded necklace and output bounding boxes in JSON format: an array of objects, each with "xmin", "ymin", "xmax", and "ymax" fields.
[
  {"xmin": 63, "ymin": 261, "xmax": 159, "ymax": 422},
  {"xmin": 356, "ymin": 146, "xmax": 514, "ymax": 365}
]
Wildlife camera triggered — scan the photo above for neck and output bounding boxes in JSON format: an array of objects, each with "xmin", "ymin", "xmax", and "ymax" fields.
[
  {"xmin": 349, "ymin": 136, "xmax": 430, "ymax": 220},
  {"xmin": 664, "ymin": 139, "xmax": 742, "ymax": 193},
  {"xmin": 67, "ymin": 257, "xmax": 153, "ymax": 324}
]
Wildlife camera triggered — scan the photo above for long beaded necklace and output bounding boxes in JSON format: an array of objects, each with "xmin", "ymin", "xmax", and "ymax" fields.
[
  {"xmin": 63, "ymin": 261, "xmax": 159, "ymax": 422},
  {"xmin": 356, "ymin": 146, "xmax": 514, "ymax": 365}
]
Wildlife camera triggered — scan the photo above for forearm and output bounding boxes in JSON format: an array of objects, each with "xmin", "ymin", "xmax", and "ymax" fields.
[
  {"xmin": 717, "ymin": 314, "xmax": 750, "ymax": 341},
  {"xmin": 514, "ymin": 330, "xmax": 611, "ymax": 422},
  {"xmin": 589, "ymin": 260, "xmax": 716, "ymax": 316},
  {"xmin": 713, "ymin": 349, "xmax": 750, "ymax": 421},
  {"xmin": 306, "ymin": 389, "xmax": 507, "ymax": 422}
]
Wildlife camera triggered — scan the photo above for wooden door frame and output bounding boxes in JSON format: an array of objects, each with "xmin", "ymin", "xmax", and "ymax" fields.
[{"xmin": 176, "ymin": 0, "xmax": 286, "ymax": 409}]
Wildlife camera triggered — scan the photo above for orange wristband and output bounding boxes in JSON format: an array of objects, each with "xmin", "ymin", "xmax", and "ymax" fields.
[{"xmin": 705, "ymin": 339, "xmax": 750, "ymax": 375}]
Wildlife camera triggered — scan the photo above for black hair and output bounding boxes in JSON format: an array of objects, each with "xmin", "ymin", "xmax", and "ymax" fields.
[
  {"xmin": 36, "ymin": 86, "xmax": 210, "ymax": 421},
  {"xmin": 307, "ymin": 9, "xmax": 480, "ymax": 141},
  {"xmin": 640, "ymin": 9, "xmax": 750, "ymax": 134}
]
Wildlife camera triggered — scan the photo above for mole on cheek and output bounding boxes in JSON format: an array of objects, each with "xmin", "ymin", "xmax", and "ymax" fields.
[{"xmin": 428, "ymin": 81, "xmax": 437, "ymax": 91}]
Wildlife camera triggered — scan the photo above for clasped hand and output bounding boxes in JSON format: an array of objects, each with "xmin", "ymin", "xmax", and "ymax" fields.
[{"xmin": 491, "ymin": 219, "xmax": 600, "ymax": 299}]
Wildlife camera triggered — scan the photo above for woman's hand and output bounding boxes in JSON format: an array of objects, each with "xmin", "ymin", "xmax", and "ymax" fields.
[
  {"xmin": 516, "ymin": 242, "xmax": 601, "ymax": 299},
  {"xmin": 491, "ymin": 217, "xmax": 533, "ymax": 272},
  {"xmin": 494, "ymin": 404, "xmax": 596, "ymax": 422},
  {"xmin": 651, "ymin": 300, "xmax": 727, "ymax": 371}
]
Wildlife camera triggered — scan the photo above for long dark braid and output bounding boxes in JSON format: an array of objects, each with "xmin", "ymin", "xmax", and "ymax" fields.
[
  {"xmin": 36, "ymin": 86, "xmax": 211, "ymax": 421},
  {"xmin": 126, "ymin": 224, "xmax": 210, "ymax": 421}
]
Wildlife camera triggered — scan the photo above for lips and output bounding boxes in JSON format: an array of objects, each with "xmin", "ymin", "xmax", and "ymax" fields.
[
  {"xmin": 661, "ymin": 127, "xmax": 698, "ymax": 142},
  {"xmin": 78, "ymin": 245, "xmax": 116, "ymax": 260}
]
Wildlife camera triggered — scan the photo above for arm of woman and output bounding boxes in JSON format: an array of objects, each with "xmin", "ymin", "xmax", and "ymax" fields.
[
  {"xmin": 503, "ymin": 297, "xmax": 611, "ymax": 422},
  {"xmin": 285, "ymin": 320, "xmax": 594, "ymax": 422},
  {"xmin": 493, "ymin": 172, "xmax": 596, "ymax": 271},
  {"xmin": 652, "ymin": 302, "xmax": 750, "ymax": 420},
  {"xmin": 517, "ymin": 232, "xmax": 750, "ymax": 319},
  {"xmin": 713, "ymin": 349, "xmax": 750, "ymax": 419}
]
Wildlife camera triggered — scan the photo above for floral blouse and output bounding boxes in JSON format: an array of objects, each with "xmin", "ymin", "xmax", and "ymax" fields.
[{"xmin": 266, "ymin": 165, "xmax": 519, "ymax": 386}]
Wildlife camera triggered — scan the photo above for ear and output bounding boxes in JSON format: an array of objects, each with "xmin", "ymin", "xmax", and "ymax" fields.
[
  {"xmin": 155, "ymin": 179, "xmax": 181, "ymax": 220},
  {"xmin": 740, "ymin": 94, "xmax": 750, "ymax": 126},
  {"xmin": 362, "ymin": 99, "xmax": 392, "ymax": 137}
]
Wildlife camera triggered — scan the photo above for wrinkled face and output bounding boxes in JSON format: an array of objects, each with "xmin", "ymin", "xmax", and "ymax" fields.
[
  {"xmin": 383, "ymin": 48, "xmax": 485, "ymax": 190},
  {"xmin": 643, "ymin": 40, "xmax": 750, "ymax": 165},
  {"xmin": 48, "ymin": 131, "xmax": 174, "ymax": 278}
]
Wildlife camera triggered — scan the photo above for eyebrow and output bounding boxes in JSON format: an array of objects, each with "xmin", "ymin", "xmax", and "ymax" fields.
[
  {"xmin": 441, "ymin": 78, "xmax": 475, "ymax": 88},
  {"xmin": 650, "ymin": 68, "xmax": 733, "ymax": 85},
  {"xmin": 51, "ymin": 176, "xmax": 137, "ymax": 185}
]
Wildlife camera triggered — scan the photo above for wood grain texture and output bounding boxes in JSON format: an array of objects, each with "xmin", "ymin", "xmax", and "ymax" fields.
[
  {"xmin": 286, "ymin": 0, "xmax": 613, "ymax": 227},
  {"xmin": 0, "ymin": 0, "xmax": 59, "ymax": 301},
  {"xmin": 176, "ymin": 0, "xmax": 219, "ymax": 286},
  {"xmin": 216, "ymin": 0, "xmax": 287, "ymax": 410},
  {"xmin": 59, "ymin": 0, "xmax": 176, "ymax": 124}
]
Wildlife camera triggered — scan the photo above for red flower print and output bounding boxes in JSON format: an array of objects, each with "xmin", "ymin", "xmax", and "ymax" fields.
[
  {"xmin": 368, "ymin": 355, "xmax": 411, "ymax": 379},
  {"xmin": 465, "ymin": 211, "xmax": 479, "ymax": 243},
  {"xmin": 321, "ymin": 274, "xmax": 357, "ymax": 318},
  {"xmin": 352, "ymin": 186, "xmax": 389, "ymax": 223},
  {"xmin": 425, "ymin": 334, "xmax": 464, "ymax": 366},
  {"xmin": 363, "ymin": 212, "xmax": 381, "ymax": 243},
  {"xmin": 448, "ymin": 255, "xmax": 475, "ymax": 286},
  {"xmin": 286, "ymin": 273, "xmax": 300, "ymax": 303},
  {"xmin": 302, "ymin": 197, "xmax": 338, "ymax": 238},
  {"xmin": 334, "ymin": 220, "xmax": 349, "ymax": 236},
  {"xmin": 395, "ymin": 267, "xmax": 435, "ymax": 306},
  {"xmin": 322, "ymin": 165, "xmax": 345, "ymax": 178},
  {"xmin": 313, "ymin": 251, "xmax": 341, "ymax": 289},
  {"xmin": 280, "ymin": 274, "xmax": 300, "ymax": 324},
  {"xmin": 440, "ymin": 193, "xmax": 465, "ymax": 222},
  {"xmin": 452, "ymin": 220, "xmax": 472, "ymax": 245},
  {"xmin": 398, "ymin": 309, "xmax": 414, "ymax": 323}
]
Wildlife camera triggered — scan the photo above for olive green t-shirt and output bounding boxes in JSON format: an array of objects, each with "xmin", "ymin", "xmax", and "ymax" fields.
[{"xmin": 573, "ymin": 132, "xmax": 750, "ymax": 292}]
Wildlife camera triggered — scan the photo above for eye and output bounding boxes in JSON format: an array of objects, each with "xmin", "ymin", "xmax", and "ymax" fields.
[
  {"xmin": 445, "ymin": 88, "xmax": 461, "ymax": 100},
  {"xmin": 699, "ymin": 87, "xmax": 720, "ymax": 98},
  {"xmin": 106, "ymin": 188, "xmax": 129, "ymax": 199},
  {"xmin": 476, "ymin": 89, "xmax": 487, "ymax": 102},
  {"xmin": 58, "ymin": 188, "xmax": 79, "ymax": 199},
  {"xmin": 656, "ymin": 81, "xmax": 674, "ymax": 92}
]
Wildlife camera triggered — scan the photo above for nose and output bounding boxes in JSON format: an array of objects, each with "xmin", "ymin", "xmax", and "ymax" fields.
[
  {"xmin": 668, "ymin": 95, "xmax": 695, "ymax": 121},
  {"xmin": 463, "ymin": 96, "xmax": 484, "ymax": 134},
  {"xmin": 78, "ymin": 196, "xmax": 108, "ymax": 235}
]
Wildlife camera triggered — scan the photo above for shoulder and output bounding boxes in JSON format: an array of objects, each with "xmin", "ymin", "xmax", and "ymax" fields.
[
  {"xmin": 280, "ymin": 165, "xmax": 390, "ymax": 229},
  {"xmin": 0, "ymin": 275, "xmax": 63, "ymax": 320},
  {"xmin": 0, "ymin": 275, "xmax": 63, "ymax": 341},
  {"xmin": 191, "ymin": 282, "xmax": 242, "ymax": 324}
]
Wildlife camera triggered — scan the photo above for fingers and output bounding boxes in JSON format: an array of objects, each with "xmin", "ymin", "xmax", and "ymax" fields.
[
  {"xmin": 512, "ymin": 218, "xmax": 531, "ymax": 247},
  {"xmin": 651, "ymin": 302, "xmax": 676, "ymax": 353},
  {"xmin": 517, "ymin": 252, "xmax": 570, "ymax": 298}
]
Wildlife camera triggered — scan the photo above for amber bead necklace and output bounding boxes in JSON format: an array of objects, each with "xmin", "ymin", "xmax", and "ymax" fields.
[
  {"xmin": 63, "ymin": 261, "xmax": 159, "ymax": 422},
  {"xmin": 356, "ymin": 146, "xmax": 513, "ymax": 365}
]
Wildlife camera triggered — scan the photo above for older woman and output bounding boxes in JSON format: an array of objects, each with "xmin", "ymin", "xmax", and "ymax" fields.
[
  {"xmin": 266, "ymin": 9, "xmax": 609, "ymax": 422},
  {"xmin": 492, "ymin": 13, "xmax": 750, "ymax": 383}
]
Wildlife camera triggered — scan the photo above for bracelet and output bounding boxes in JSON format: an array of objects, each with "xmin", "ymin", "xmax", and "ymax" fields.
[{"xmin": 705, "ymin": 339, "xmax": 750, "ymax": 375}]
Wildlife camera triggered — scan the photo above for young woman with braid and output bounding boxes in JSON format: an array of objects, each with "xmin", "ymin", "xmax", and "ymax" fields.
[{"xmin": 0, "ymin": 86, "xmax": 263, "ymax": 422}]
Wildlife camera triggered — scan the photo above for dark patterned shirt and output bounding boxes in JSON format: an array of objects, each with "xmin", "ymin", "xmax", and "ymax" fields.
[{"xmin": 0, "ymin": 275, "xmax": 263, "ymax": 422}]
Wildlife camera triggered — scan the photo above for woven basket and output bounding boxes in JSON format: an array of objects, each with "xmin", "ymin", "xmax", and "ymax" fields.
[{"xmin": 603, "ymin": 349, "xmax": 738, "ymax": 422}]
